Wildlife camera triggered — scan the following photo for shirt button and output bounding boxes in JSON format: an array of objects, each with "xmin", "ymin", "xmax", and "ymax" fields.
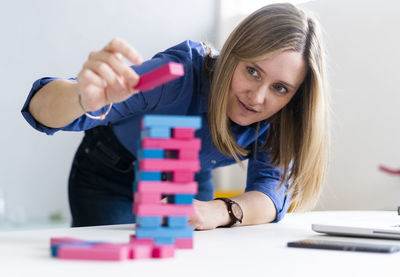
[
  {"xmin": 85, "ymin": 148, "xmax": 90, "ymax": 154},
  {"xmin": 211, "ymin": 160, "xmax": 216, "ymax": 164}
]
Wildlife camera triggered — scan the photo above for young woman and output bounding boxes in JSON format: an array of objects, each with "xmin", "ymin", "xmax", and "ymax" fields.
[{"xmin": 22, "ymin": 3, "xmax": 329, "ymax": 229}]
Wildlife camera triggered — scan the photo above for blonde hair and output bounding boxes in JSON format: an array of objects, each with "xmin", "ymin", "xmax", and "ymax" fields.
[{"xmin": 207, "ymin": 3, "xmax": 330, "ymax": 211}]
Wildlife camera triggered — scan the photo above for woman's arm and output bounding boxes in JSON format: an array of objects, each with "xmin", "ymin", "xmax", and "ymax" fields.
[
  {"xmin": 189, "ymin": 191, "xmax": 276, "ymax": 230},
  {"xmin": 29, "ymin": 79, "xmax": 82, "ymax": 128},
  {"xmin": 29, "ymin": 38, "xmax": 142, "ymax": 128}
]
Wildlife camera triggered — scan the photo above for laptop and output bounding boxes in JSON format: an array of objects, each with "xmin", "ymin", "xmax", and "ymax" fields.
[{"xmin": 312, "ymin": 223, "xmax": 400, "ymax": 240}]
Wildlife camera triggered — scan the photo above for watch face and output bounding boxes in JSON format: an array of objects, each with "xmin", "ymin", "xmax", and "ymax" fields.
[{"xmin": 231, "ymin": 203, "xmax": 243, "ymax": 221}]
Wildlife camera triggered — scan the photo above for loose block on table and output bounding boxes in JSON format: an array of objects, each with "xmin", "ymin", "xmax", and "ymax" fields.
[
  {"xmin": 57, "ymin": 245, "xmax": 130, "ymax": 261},
  {"xmin": 143, "ymin": 115, "xmax": 201, "ymax": 129},
  {"xmin": 152, "ymin": 244, "xmax": 175, "ymax": 258},
  {"xmin": 134, "ymin": 62, "xmax": 184, "ymax": 92}
]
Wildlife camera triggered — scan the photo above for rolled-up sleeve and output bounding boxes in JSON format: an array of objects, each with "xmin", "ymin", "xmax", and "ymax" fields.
[
  {"xmin": 245, "ymin": 150, "xmax": 292, "ymax": 222},
  {"xmin": 21, "ymin": 40, "xmax": 202, "ymax": 136}
]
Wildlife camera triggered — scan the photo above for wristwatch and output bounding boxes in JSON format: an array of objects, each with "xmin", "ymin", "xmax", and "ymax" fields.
[{"xmin": 215, "ymin": 198, "xmax": 243, "ymax": 227}]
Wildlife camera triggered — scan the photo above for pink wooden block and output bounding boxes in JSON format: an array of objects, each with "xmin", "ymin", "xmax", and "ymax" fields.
[
  {"xmin": 173, "ymin": 128, "xmax": 195, "ymax": 139},
  {"xmin": 94, "ymin": 243, "xmax": 153, "ymax": 260},
  {"xmin": 134, "ymin": 192, "xmax": 162, "ymax": 204},
  {"xmin": 50, "ymin": 237, "xmax": 86, "ymax": 246},
  {"xmin": 133, "ymin": 203, "xmax": 195, "ymax": 216},
  {"xmin": 152, "ymin": 244, "xmax": 175, "ymax": 258},
  {"xmin": 178, "ymin": 150, "xmax": 199, "ymax": 160},
  {"xmin": 141, "ymin": 138, "xmax": 201, "ymax": 151},
  {"xmin": 173, "ymin": 171, "xmax": 194, "ymax": 183},
  {"xmin": 140, "ymin": 159, "xmax": 199, "ymax": 172},
  {"xmin": 175, "ymin": 238, "xmax": 194, "ymax": 249},
  {"xmin": 130, "ymin": 235, "xmax": 154, "ymax": 245},
  {"xmin": 58, "ymin": 245, "xmax": 130, "ymax": 261},
  {"xmin": 136, "ymin": 181, "xmax": 197, "ymax": 194},
  {"xmin": 134, "ymin": 62, "xmax": 184, "ymax": 92}
]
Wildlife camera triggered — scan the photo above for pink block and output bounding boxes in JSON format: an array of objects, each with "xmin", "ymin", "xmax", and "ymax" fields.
[
  {"xmin": 173, "ymin": 128, "xmax": 195, "ymax": 139},
  {"xmin": 130, "ymin": 235, "xmax": 155, "ymax": 245},
  {"xmin": 58, "ymin": 245, "xmax": 130, "ymax": 261},
  {"xmin": 141, "ymin": 138, "xmax": 201, "ymax": 151},
  {"xmin": 175, "ymin": 238, "xmax": 194, "ymax": 249},
  {"xmin": 173, "ymin": 171, "xmax": 194, "ymax": 183},
  {"xmin": 178, "ymin": 150, "xmax": 199, "ymax": 160},
  {"xmin": 133, "ymin": 203, "xmax": 195, "ymax": 216},
  {"xmin": 134, "ymin": 62, "xmax": 184, "ymax": 92},
  {"xmin": 94, "ymin": 243, "xmax": 153, "ymax": 260},
  {"xmin": 140, "ymin": 159, "xmax": 199, "ymax": 172},
  {"xmin": 134, "ymin": 192, "xmax": 162, "ymax": 204},
  {"xmin": 152, "ymin": 244, "xmax": 175, "ymax": 258},
  {"xmin": 50, "ymin": 237, "xmax": 86, "ymax": 246},
  {"xmin": 136, "ymin": 181, "xmax": 197, "ymax": 194}
]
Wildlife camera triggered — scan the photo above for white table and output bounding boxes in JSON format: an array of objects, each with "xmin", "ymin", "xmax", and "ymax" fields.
[{"xmin": 0, "ymin": 211, "xmax": 398, "ymax": 277}]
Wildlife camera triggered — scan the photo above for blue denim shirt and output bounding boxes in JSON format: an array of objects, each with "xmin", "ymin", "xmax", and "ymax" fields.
[{"xmin": 21, "ymin": 40, "xmax": 291, "ymax": 222}]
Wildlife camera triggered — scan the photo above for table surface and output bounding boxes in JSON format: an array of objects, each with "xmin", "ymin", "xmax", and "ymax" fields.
[{"xmin": 0, "ymin": 210, "xmax": 398, "ymax": 277}]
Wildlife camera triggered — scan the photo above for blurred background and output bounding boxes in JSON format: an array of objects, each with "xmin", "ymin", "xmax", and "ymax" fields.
[{"xmin": 0, "ymin": 0, "xmax": 399, "ymax": 230}]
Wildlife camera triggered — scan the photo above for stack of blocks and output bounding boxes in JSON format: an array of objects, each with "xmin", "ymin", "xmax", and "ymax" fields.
[
  {"xmin": 49, "ymin": 62, "xmax": 204, "ymax": 261},
  {"xmin": 132, "ymin": 114, "xmax": 202, "ymax": 257}
]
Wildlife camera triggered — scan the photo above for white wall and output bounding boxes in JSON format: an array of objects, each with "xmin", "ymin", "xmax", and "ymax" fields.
[
  {"xmin": 302, "ymin": 0, "xmax": 400, "ymax": 211},
  {"xmin": 213, "ymin": 0, "xmax": 400, "ymax": 211},
  {"xmin": 0, "ymin": 0, "xmax": 217, "ymax": 224}
]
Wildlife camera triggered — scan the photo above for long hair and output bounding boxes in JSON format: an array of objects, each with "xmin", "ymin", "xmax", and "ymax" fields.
[{"xmin": 207, "ymin": 3, "xmax": 330, "ymax": 211}]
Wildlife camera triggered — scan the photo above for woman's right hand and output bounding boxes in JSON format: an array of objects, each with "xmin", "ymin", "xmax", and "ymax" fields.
[{"xmin": 77, "ymin": 38, "xmax": 143, "ymax": 112}]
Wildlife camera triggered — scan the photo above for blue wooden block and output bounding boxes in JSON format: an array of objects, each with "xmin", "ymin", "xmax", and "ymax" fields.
[
  {"xmin": 137, "ymin": 216, "xmax": 162, "ymax": 227},
  {"xmin": 154, "ymin": 237, "xmax": 175, "ymax": 245},
  {"xmin": 167, "ymin": 216, "xmax": 188, "ymax": 227},
  {"xmin": 143, "ymin": 115, "xmax": 201, "ymax": 129},
  {"xmin": 51, "ymin": 242, "xmax": 96, "ymax": 257},
  {"xmin": 174, "ymin": 194, "xmax": 194, "ymax": 204},
  {"xmin": 139, "ymin": 149, "xmax": 164, "ymax": 159},
  {"xmin": 141, "ymin": 127, "xmax": 171, "ymax": 139},
  {"xmin": 135, "ymin": 226, "xmax": 194, "ymax": 239},
  {"xmin": 138, "ymin": 171, "xmax": 162, "ymax": 181}
]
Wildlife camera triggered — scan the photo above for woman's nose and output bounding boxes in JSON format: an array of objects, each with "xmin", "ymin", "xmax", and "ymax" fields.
[{"xmin": 247, "ymin": 84, "xmax": 268, "ymax": 105}]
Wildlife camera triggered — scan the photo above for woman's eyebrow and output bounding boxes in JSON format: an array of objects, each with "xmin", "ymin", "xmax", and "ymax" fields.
[{"xmin": 251, "ymin": 62, "xmax": 296, "ymax": 89}]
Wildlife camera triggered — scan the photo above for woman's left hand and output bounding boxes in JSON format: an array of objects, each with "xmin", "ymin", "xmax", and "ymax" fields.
[{"xmin": 188, "ymin": 199, "xmax": 230, "ymax": 230}]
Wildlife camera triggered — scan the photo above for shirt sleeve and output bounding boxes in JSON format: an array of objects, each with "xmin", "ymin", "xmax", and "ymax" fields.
[
  {"xmin": 245, "ymin": 149, "xmax": 292, "ymax": 223},
  {"xmin": 21, "ymin": 40, "xmax": 205, "ymax": 135}
]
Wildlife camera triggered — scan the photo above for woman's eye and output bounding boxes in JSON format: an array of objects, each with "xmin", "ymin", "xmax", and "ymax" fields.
[
  {"xmin": 273, "ymin": 84, "xmax": 288, "ymax": 94},
  {"xmin": 246, "ymin": 66, "xmax": 260, "ymax": 79}
]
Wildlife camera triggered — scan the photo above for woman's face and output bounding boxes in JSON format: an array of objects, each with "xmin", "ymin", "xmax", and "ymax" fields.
[{"xmin": 228, "ymin": 51, "xmax": 307, "ymax": 126}]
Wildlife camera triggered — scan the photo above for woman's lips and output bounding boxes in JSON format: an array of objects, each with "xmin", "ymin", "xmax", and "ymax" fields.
[{"xmin": 237, "ymin": 97, "xmax": 258, "ymax": 114}]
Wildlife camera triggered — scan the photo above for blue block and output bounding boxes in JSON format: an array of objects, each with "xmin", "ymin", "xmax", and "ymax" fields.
[
  {"xmin": 51, "ymin": 242, "xmax": 97, "ymax": 257},
  {"xmin": 135, "ymin": 226, "xmax": 194, "ymax": 239},
  {"xmin": 154, "ymin": 237, "xmax": 175, "ymax": 245},
  {"xmin": 167, "ymin": 216, "xmax": 188, "ymax": 227},
  {"xmin": 139, "ymin": 149, "xmax": 164, "ymax": 159},
  {"xmin": 137, "ymin": 216, "xmax": 162, "ymax": 227},
  {"xmin": 174, "ymin": 194, "xmax": 194, "ymax": 204},
  {"xmin": 138, "ymin": 171, "xmax": 162, "ymax": 181},
  {"xmin": 141, "ymin": 127, "xmax": 171, "ymax": 139},
  {"xmin": 143, "ymin": 115, "xmax": 201, "ymax": 129}
]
